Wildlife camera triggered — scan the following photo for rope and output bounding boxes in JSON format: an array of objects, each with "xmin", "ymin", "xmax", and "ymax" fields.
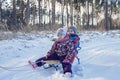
[
  {"xmin": 0, "ymin": 64, "xmax": 30, "ymax": 71},
  {"xmin": 0, "ymin": 60, "xmax": 43, "ymax": 71},
  {"xmin": 0, "ymin": 60, "xmax": 58, "ymax": 71}
]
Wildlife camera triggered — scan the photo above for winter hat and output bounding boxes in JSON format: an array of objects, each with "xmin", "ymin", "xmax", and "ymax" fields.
[
  {"xmin": 68, "ymin": 26, "xmax": 77, "ymax": 34},
  {"xmin": 56, "ymin": 28, "xmax": 66, "ymax": 37},
  {"xmin": 62, "ymin": 26, "xmax": 68, "ymax": 34}
]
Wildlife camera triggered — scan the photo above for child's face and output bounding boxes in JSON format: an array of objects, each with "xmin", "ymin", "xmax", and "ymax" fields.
[
  {"xmin": 67, "ymin": 29, "xmax": 74, "ymax": 34},
  {"xmin": 57, "ymin": 35, "xmax": 64, "ymax": 41}
]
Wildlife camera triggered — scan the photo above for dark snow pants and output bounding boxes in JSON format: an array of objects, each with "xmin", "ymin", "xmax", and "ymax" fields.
[{"xmin": 35, "ymin": 53, "xmax": 72, "ymax": 74}]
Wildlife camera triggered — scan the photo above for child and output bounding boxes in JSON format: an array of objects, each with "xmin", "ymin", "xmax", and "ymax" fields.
[
  {"xmin": 66, "ymin": 26, "xmax": 80, "ymax": 63},
  {"xmin": 32, "ymin": 28, "xmax": 77, "ymax": 76}
]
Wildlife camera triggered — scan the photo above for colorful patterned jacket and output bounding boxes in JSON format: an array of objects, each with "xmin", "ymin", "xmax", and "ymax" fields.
[{"xmin": 47, "ymin": 36, "xmax": 77, "ymax": 61}]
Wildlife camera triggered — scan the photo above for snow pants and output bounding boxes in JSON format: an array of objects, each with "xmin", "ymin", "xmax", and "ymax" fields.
[{"xmin": 35, "ymin": 53, "xmax": 72, "ymax": 74}]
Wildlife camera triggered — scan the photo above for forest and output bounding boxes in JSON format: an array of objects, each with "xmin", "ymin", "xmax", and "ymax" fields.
[{"xmin": 0, "ymin": 0, "xmax": 119, "ymax": 32}]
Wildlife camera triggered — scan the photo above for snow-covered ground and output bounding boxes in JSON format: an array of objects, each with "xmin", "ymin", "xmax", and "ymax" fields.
[{"xmin": 0, "ymin": 30, "xmax": 120, "ymax": 80}]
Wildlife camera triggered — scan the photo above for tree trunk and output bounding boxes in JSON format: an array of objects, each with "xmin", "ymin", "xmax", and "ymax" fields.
[
  {"xmin": 0, "ymin": 1, "xmax": 2, "ymax": 22},
  {"xmin": 25, "ymin": 0, "xmax": 30, "ymax": 26},
  {"xmin": 87, "ymin": 1, "xmax": 90, "ymax": 30},
  {"xmin": 38, "ymin": 0, "xmax": 41, "ymax": 28},
  {"xmin": 66, "ymin": 1, "xmax": 68, "ymax": 27},
  {"xmin": 61, "ymin": 0, "xmax": 64, "ymax": 26},
  {"xmin": 70, "ymin": 0, "xmax": 73, "ymax": 25},
  {"xmin": 51, "ymin": 0, "xmax": 55, "ymax": 25},
  {"xmin": 104, "ymin": 0, "xmax": 108, "ymax": 31},
  {"xmin": 19, "ymin": 0, "xmax": 25, "ymax": 30},
  {"xmin": 48, "ymin": 0, "xmax": 51, "ymax": 29},
  {"xmin": 110, "ymin": 1, "xmax": 112, "ymax": 29},
  {"xmin": 33, "ymin": 5, "xmax": 36, "ymax": 26},
  {"xmin": 43, "ymin": 0, "xmax": 45, "ymax": 29},
  {"xmin": 13, "ymin": 0, "xmax": 17, "ymax": 30},
  {"xmin": 77, "ymin": 1, "xmax": 81, "ymax": 28},
  {"xmin": 92, "ymin": 0, "xmax": 94, "ymax": 29}
]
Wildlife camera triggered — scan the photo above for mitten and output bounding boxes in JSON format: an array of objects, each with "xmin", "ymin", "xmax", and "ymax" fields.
[
  {"xmin": 63, "ymin": 58, "xmax": 70, "ymax": 63},
  {"xmin": 45, "ymin": 53, "xmax": 51, "ymax": 59}
]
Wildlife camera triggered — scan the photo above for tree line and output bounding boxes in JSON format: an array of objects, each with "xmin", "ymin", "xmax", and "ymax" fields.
[{"xmin": 0, "ymin": 0, "xmax": 120, "ymax": 32}]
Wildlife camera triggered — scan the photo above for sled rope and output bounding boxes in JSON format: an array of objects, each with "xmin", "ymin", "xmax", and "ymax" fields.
[
  {"xmin": 0, "ymin": 60, "xmax": 42, "ymax": 71},
  {"xmin": 0, "ymin": 64, "xmax": 30, "ymax": 71}
]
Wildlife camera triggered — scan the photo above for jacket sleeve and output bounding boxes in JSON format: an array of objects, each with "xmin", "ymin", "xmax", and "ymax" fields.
[
  {"xmin": 47, "ymin": 41, "xmax": 57, "ymax": 55},
  {"xmin": 73, "ymin": 36, "xmax": 80, "ymax": 44}
]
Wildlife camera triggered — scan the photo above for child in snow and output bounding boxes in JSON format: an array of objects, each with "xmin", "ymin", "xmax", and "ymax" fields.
[
  {"xmin": 32, "ymin": 28, "xmax": 77, "ymax": 76},
  {"xmin": 66, "ymin": 26, "xmax": 80, "ymax": 63}
]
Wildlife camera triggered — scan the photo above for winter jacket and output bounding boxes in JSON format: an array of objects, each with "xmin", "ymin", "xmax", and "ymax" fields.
[
  {"xmin": 47, "ymin": 36, "xmax": 77, "ymax": 61},
  {"xmin": 69, "ymin": 34, "xmax": 80, "ymax": 50}
]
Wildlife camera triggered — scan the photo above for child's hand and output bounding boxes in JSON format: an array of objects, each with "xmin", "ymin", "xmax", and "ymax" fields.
[
  {"xmin": 46, "ymin": 53, "xmax": 51, "ymax": 59},
  {"xmin": 63, "ymin": 58, "xmax": 70, "ymax": 63}
]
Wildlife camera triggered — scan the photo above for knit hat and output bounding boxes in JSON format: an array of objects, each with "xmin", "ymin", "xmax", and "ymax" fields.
[
  {"xmin": 56, "ymin": 28, "xmax": 66, "ymax": 37},
  {"xmin": 68, "ymin": 26, "xmax": 77, "ymax": 34}
]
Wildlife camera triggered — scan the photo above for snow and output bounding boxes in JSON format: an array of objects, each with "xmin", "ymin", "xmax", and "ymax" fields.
[{"xmin": 0, "ymin": 30, "xmax": 120, "ymax": 80}]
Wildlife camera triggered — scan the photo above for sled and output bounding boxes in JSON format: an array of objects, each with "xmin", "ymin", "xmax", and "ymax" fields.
[
  {"xmin": 29, "ymin": 60, "xmax": 60, "ymax": 70},
  {"xmin": 41, "ymin": 60, "xmax": 60, "ymax": 70},
  {"xmin": 42, "ymin": 60, "xmax": 60, "ymax": 64}
]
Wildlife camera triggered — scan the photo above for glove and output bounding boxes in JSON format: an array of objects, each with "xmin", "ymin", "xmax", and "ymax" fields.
[
  {"xmin": 45, "ymin": 53, "xmax": 51, "ymax": 59},
  {"xmin": 63, "ymin": 58, "xmax": 70, "ymax": 63}
]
